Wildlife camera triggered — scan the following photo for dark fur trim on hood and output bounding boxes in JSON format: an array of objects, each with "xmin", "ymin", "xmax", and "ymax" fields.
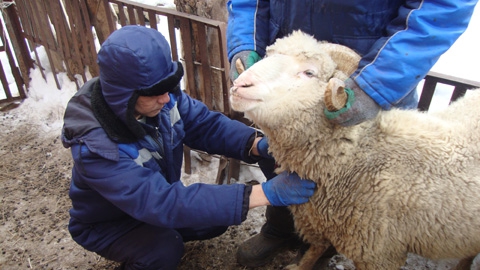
[{"xmin": 91, "ymin": 80, "xmax": 143, "ymax": 143}]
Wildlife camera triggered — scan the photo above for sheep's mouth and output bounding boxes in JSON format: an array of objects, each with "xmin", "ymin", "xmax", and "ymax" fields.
[{"xmin": 230, "ymin": 92, "xmax": 262, "ymax": 102}]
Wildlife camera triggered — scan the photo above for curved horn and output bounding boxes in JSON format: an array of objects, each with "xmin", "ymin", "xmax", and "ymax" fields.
[
  {"xmin": 324, "ymin": 78, "xmax": 347, "ymax": 111},
  {"xmin": 318, "ymin": 43, "xmax": 361, "ymax": 76},
  {"xmin": 235, "ymin": 58, "xmax": 246, "ymax": 75}
]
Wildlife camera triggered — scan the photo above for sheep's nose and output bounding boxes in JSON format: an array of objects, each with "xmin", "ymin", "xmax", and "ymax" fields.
[{"xmin": 231, "ymin": 86, "xmax": 238, "ymax": 93}]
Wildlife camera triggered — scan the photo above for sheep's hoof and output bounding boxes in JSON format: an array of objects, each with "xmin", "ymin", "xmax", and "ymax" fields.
[{"xmin": 324, "ymin": 78, "xmax": 347, "ymax": 111}]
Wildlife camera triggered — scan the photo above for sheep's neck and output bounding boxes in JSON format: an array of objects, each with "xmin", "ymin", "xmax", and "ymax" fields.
[{"xmin": 260, "ymin": 114, "xmax": 370, "ymax": 181}]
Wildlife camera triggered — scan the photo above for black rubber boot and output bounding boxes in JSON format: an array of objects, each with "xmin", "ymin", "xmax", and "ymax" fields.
[
  {"xmin": 294, "ymin": 243, "xmax": 338, "ymax": 268},
  {"xmin": 236, "ymin": 205, "xmax": 302, "ymax": 267}
]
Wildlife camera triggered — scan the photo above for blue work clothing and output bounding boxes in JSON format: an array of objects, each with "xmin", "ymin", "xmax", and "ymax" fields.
[
  {"xmin": 61, "ymin": 77, "xmax": 258, "ymax": 253},
  {"xmin": 96, "ymin": 223, "xmax": 228, "ymax": 269},
  {"xmin": 227, "ymin": 0, "xmax": 478, "ymax": 109}
]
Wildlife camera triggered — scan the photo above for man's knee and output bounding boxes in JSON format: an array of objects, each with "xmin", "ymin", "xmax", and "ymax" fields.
[{"xmin": 100, "ymin": 224, "xmax": 185, "ymax": 270}]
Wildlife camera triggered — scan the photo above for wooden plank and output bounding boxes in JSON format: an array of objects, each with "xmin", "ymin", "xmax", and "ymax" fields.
[
  {"xmin": 78, "ymin": 0, "xmax": 102, "ymax": 77},
  {"xmin": 126, "ymin": 4, "xmax": 136, "ymax": 25},
  {"xmin": 217, "ymin": 22, "xmax": 231, "ymax": 116},
  {"xmin": 117, "ymin": 3, "xmax": 128, "ymax": 26},
  {"xmin": 136, "ymin": 7, "xmax": 146, "ymax": 26},
  {"xmin": 0, "ymin": 59, "xmax": 13, "ymax": 100},
  {"xmin": 147, "ymin": 10, "xmax": 158, "ymax": 30},
  {"xmin": 167, "ymin": 16, "xmax": 178, "ymax": 61},
  {"xmin": 102, "ymin": 0, "xmax": 118, "ymax": 35},
  {"xmin": 196, "ymin": 22, "xmax": 213, "ymax": 109},
  {"xmin": 178, "ymin": 17, "xmax": 197, "ymax": 100}
]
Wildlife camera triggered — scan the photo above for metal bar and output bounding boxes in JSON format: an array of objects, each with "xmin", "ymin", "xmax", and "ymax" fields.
[
  {"xmin": 418, "ymin": 79, "xmax": 437, "ymax": 111},
  {"xmin": 450, "ymin": 85, "xmax": 468, "ymax": 103},
  {"xmin": 427, "ymin": 71, "xmax": 480, "ymax": 88}
]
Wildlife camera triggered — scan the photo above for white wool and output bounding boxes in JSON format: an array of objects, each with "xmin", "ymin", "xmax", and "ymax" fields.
[{"xmin": 230, "ymin": 31, "xmax": 480, "ymax": 270}]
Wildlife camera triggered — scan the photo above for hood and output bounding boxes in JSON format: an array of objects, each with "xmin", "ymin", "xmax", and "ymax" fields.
[{"xmin": 97, "ymin": 25, "xmax": 183, "ymax": 136}]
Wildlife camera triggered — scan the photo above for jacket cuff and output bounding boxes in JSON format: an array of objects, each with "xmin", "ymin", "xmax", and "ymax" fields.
[
  {"xmin": 243, "ymin": 132, "xmax": 264, "ymax": 164},
  {"xmin": 241, "ymin": 185, "xmax": 253, "ymax": 222}
]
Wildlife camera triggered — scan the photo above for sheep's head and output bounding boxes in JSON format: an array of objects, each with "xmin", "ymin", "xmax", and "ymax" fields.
[{"xmin": 229, "ymin": 31, "xmax": 361, "ymax": 131}]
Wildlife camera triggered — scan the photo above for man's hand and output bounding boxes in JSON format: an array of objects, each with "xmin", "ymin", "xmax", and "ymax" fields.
[
  {"xmin": 261, "ymin": 171, "xmax": 316, "ymax": 207},
  {"xmin": 254, "ymin": 137, "xmax": 274, "ymax": 159},
  {"xmin": 229, "ymin": 51, "xmax": 261, "ymax": 82},
  {"xmin": 324, "ymin": 78, "xmax": 381, "ymax": 126}
]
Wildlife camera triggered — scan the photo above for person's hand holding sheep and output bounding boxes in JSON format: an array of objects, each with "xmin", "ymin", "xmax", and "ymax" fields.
[
  {"xmin": 324, "ymin": 78, "xmax": 381, "ymax": 126},
  {"xmin": 261, "ymin": 171, "xmax": 316, "ymax": 207},
  {"xmin": 255, "ymin": 137, "xmax": 274, "ymax": 159},
  {"xmin": 230, "ymin": 50, "xmax": 261, "ymax": 82}
]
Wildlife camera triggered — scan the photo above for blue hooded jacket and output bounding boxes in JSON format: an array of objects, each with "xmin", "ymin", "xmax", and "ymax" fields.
[
  {"xmin": 61, "ymin": 26, "xmax": 259, "ymax": 252},
  {"xmin": 227, "ymin": 0, "xmax": 478, "ymax": 109}
]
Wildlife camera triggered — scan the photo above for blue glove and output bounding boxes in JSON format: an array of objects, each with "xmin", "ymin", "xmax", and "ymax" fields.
[
  {"xmin": 256, "ymin": 137, "xmax": 274, "ymax": 159},
  {"xmin": 324, "ymin": 78, "xmax": 380, "ymax": 126},
  {"xmin": 262, "ymin": 171, "xmax": 316, "ymax": 207},
  {"xmin": 230, "ymin": 50, "xmax": 261, "ymax": 82}
]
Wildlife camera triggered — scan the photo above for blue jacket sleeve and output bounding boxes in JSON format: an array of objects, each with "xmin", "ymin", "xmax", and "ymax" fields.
[
  {"xmin": 227, "ymin": 0, "xmax": 271, "ymax": 61},
  {"xmin": 176, "ymin": 90, "xmax": 259, "ymax": 162},
  {"xmin": 73, "ymin": 146, "xmax": 247, "ymax": 229},
  {"xmin": 352, "ymin": 0, "xmax": 477, "ymax": 109}
]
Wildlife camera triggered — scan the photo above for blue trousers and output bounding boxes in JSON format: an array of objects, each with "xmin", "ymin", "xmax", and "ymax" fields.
[{"xmin": 97, "ymin": 223, "xmax": 228, "ymax": 270}]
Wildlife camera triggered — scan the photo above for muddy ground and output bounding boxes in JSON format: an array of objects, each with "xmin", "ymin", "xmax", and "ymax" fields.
[{"xmin": 0, "ymin": 106, "xmax": 479, "ymax": 270}]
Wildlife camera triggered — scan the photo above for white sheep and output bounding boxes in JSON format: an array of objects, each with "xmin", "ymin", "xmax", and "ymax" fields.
[{"xmin": 229, "ymin": 30, "xmax": 480, "ymax": 270}]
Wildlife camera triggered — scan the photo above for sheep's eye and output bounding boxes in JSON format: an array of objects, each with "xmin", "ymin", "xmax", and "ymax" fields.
[{"xmin": 304, "ymin": 70, "xmax": 316, "ymax": 77}]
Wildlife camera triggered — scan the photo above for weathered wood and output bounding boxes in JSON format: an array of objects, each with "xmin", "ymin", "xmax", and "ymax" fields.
[
  {"xmin": 175, "ymin": 0, "xmax": 240, "ymax": 182},
  {"xmin": 85, "ymin": 0, "xmax": 118, "ymax": 45},
  {"xmin": 0, "ymin": 2, "xmax": 29, "ymax": 97},
  {"xmin": 175, "ymin": 0, "xmax": 229, "ymax": 112}
]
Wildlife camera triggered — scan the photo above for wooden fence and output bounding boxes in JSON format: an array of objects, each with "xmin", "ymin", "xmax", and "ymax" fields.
[
  {"xmin": 1, "ymin": 0, "xmax": 480, "ymax": 180},
  {"xmin": 0, "ymin": 0, "xmax": 240, "ymax": 182}
]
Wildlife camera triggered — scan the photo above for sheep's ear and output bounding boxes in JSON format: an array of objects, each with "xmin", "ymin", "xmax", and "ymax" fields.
[{"xmin": 324, "ymin": 78, "xmax": 347, "ymax": 111}]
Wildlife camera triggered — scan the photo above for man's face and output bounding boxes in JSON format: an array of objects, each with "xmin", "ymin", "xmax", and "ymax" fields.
[{"xmin": 134, "ymin": 93, "xmax": 171, "ymax": 118}]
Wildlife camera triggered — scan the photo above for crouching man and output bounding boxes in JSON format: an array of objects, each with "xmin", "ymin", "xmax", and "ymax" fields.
[{"xmin": 61, "ymin": 25, "xmax": 315, "ymax": 269}]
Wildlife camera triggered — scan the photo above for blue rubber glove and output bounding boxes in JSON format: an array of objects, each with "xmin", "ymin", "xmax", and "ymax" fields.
[
  {"xmin": 256, "ymin": 137, "xmax": 274, "ymax": 159},
  {"xmin": 324, "ymin": 78, "xmax": 380, "ymax": 126},
  {"xmin": 229, "ymin": 50, "xmax": 261, "ymax": 82},
  {"xmin": 262, "ymin": 171, "xmax": 316, "ymax": 207}
]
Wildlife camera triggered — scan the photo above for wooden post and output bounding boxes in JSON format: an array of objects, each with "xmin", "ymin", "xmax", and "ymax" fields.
[{"xmin": 1, "ymin": 1, "xmax": 33, "ymax": 89}]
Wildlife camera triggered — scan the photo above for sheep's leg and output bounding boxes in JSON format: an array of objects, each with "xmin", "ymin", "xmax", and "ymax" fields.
[
  {"xmin": 453, "ymin": 256, "xmax": 474, "ymax": 270},
  {"xmin": 285, "ymin": 240, "xmax": 331, "ymax": 270},
  {"xmin": 351, "ymin": 253, "xmax": 407, "ymax": 270}
]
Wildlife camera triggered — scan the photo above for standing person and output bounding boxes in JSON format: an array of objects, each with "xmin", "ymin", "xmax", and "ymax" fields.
[
  {"xmin": 227, "ymin": 0, "xmax": 478, "ymax": 267},
  {"xmin": 61, "ymin": 25, "xmax": 316, "ymax": 270}
]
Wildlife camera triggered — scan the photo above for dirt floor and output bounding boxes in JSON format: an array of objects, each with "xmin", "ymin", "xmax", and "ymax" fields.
[{"xmin": 0, "ymin": 106, "xmax": 479, "ymax": 270}]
